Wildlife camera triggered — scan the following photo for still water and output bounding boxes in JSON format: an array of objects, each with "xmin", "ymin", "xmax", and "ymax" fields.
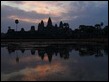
[{"xmin": 1, "ymin": 44, "xmax": 108, "ymax": 81}]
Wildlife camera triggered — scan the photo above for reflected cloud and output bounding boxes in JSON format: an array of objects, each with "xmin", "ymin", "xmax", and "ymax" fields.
[{"xmin": 1, "ymin": 61, "xmax": 68, "ymax": 81}]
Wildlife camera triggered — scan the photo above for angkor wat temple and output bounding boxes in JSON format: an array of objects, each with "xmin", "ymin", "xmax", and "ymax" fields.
[{"xmin": 1, "ymin": 17, "xmax": 108, "ymax": 39}]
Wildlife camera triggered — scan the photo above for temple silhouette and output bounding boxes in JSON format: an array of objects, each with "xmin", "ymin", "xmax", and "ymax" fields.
[{"xmin": 1, "ymin": 17, "xmax": 108, "ymax": 39}]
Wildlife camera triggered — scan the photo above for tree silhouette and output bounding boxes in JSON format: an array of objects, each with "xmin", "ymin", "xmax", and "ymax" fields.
[
  {"xmin": 63, "ymin": 23, "xmax": 69, "ymax": 28},
  {"xmin": 101, "ymin": 22, "xmax": 103, "ymax": 27},
  {"xmin": 30, "ymin": 26, "xmax": 35, "ymax": 31},
  {"xmin": 59, "ymin": 21, "xmax": 63, "ymax": 29},
  {"xmin": 15, "ymin": 19, "xmax": 19, "ymax": 31},
  {"xmin": 8, "ymin": 26, "xmax": 11, "ymax": 30},
  {"xmin": 55, "ymin": 24, "xmax": 58, "ymax": 28},
  {"xmin": 95, "ymin": 24, "xmax": 100, "ymax": 29},
  {"xmin": 21, "ymin": 28, "xmax": 25, "ymax": 32}
]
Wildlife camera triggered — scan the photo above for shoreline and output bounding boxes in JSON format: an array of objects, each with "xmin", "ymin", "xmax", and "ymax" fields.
[{"xmin": 1, "ymin": 39, "xmax": 108, "ymax": 46}]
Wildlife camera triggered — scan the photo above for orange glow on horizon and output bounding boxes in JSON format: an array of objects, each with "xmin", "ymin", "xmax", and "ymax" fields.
[{"xmin": 8, "ymin": 15, "xmax": 49, "ymax": 24}]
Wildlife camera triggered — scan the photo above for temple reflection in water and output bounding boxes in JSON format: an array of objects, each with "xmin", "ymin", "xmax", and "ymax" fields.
[{"xmin": 4, "ymin": 44, "xmax": 108, "ymax": 63}]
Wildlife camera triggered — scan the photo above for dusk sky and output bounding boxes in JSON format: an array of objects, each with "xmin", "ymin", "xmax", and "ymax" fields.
[{"xmin": 1, "ymin": 1, "xmax": 108, "ymax": 33}]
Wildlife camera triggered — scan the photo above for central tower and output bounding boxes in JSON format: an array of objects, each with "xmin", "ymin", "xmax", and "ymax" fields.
[{"xmin": 46, "ymin": 17, "xmax": 53, "ymax": 28}]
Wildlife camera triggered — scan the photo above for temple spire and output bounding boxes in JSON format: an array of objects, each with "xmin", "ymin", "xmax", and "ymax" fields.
[{"xmin": 46, "ymin": 17, "xmax": 53, "ymax": 28}]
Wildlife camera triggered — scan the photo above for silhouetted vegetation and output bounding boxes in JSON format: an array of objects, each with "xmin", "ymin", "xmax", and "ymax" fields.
[{"xmin": 1, "ymin": 17, "xmax": 108, "ymax": 39}]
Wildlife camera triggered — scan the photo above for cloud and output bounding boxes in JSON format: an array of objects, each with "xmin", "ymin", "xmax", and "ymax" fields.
[
  {"xmin": 63, "ymin": 1, "xmax": 108, "ymax": 29},
  {"xmin": 9, "ymin": 1, "xmax": 25, "ymax": 4},
  {"xmin": 1, "ymin": 5, "xmax": 49, "ymax": 20},
  {"xmin": 1, "ymin": 1, "xmax": 70, "ymax": 17},
  {"xmin": 1, "ymin": 1, "xmax": 108, "ymax": 33}
]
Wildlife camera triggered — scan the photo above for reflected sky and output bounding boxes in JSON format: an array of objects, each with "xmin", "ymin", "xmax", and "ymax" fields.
[{"xmin": 1, "ymin": 44, "xmax": 108, "ymax": 81}]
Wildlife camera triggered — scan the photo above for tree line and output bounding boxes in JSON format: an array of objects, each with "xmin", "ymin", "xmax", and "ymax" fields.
[{"xmin": 1, "ymin": 17, "xmax": 108, "ymax": 39}]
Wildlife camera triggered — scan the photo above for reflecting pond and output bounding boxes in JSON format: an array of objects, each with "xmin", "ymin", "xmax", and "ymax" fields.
[{"xmin": 1, "ymin": 43, "xmax": 108, "ymax": 81}]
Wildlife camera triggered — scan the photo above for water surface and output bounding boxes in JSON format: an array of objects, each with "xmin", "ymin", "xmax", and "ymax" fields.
[{"xmin": 1, "ymin": 44, "xmax": 108, "ymax": 81}]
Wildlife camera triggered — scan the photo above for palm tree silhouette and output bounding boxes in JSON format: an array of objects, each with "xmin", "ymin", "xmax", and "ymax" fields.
[
  {"xmin": 100, "ymin": 22, "xmax": 103, "ymax": 28},
  {"xmin": 15, "ymin": 19, "xmax": 19, "ymax": 31}
]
